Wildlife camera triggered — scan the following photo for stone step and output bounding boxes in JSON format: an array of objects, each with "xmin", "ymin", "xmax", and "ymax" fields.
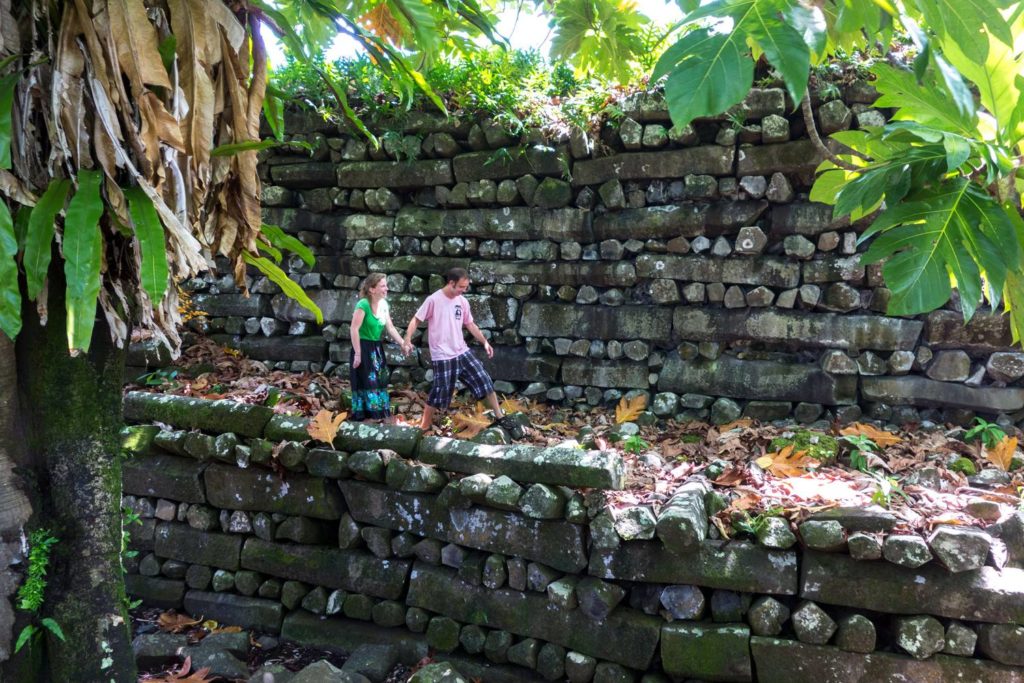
[{"xmin": 416, "ymin": 437, "xmax": 624, "ymax": 490}]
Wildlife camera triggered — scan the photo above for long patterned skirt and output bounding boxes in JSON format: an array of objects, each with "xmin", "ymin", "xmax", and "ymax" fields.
[{"xmin": 350, "ymin": 339, "xmax": 391, "ymax": 420}]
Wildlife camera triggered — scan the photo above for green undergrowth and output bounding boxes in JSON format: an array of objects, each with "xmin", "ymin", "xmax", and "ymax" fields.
[{"xmin": 768, "ymin": 430, "xmax": 839, "ymax": 463}]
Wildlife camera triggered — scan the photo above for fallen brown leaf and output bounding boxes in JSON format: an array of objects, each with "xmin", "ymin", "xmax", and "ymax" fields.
[
  {"xmin": 306, "ymin": 409, "xmax": 346, "ymax": 444},
  {"xmin": 840, "ymin": 422, "xmax": 902, "ymax": 447},
  {"xmin": 157, "ymin": 611, "xmax": 201, "ymax": 634},
  {"xmin": 615, "ymin": 395, "xmax": 646, "ymax": 424},
  {"xmin": 986, "ymin": 436, "xmax": 1018, "ymax": 472},
  {"xmin": 755, "ymin": 445, "xmax": 817, "ymax": 478},
  {"xmin": 452, "ymin": 402, "xmax": 492, "ymax": 440}
]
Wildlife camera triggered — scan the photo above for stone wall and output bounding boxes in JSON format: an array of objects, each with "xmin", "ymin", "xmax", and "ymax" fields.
[
  {"xmin": 168, "ymin": 85, "xmax": 1024, "ymax": 427},
  {"xmin": 122, "ymin": 392, "xmax": 1024, "ymax": 682}
]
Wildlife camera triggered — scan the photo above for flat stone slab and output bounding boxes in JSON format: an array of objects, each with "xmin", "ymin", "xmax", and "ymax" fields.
[
  {"xmin": 123, "ymin": 453, "xmax": 207, "ymax": 503},
  {"xmin": 861, "ymin": 376, "xmax": 1024, "ymax": 413},
  {"xmin": 228, "ymin": 335, "xmax": 326, "ymax": 362},
  {"xmin": 469, "ymin": 261, "xmax": 636, "ymax": 288},
  {"xmin": 155, "ymin": 523, "xmax": 242, "ymax": 571},
  {"xmin": 589, "ymin": 540, "xmax": 798, "ymax": 595},
  {"xmin": 335, "ymin": 422, "xmax": 422, "ymax": 458},
  {"xmin": 560, "ymin": 359, "xmax": 650, "ymax": 389},
  {"xmin": 395, "ymin": 207, "xmax": 592, "ymax": 242},
  {"xmin": 592, "ymin": 201, "xmax": 768, "ymax": 240},
  {"xmin": 636, "ymin": 254, "xmax": 800, "ymax": 288},
  {"xmin": 672, "ymin": 308, "xmax": 921, "ymax": 352},
  {"xmin": 519, "ymin": 303, "xmax": 672, "ymax": 342},
  {"xmin": 204, "ymin": 463, "xmax": 344, "ymax": 520},
  {"xmin": 416, "ymin": 438, "xmax": 623, "ymax": 489},
  {"xmin": 282, "ymin": 612, "xmax": 428, "ymax": 665},
  {"xmin": 659, "ymin": 355, "xmax": 857, "ymax": 406},
  {"xmin": 125, "ymin": 575, "xmax": 185, "ymax": 609},
  {"xmin": 184, "ymin": 590, "xmax": 284, "ymax": 634},
  {"xmin": 736, "ymin": 139, "xmax": 824, "ymax": 176},
  {"xmin": 750, "ymin": 637, "xmax": 1024, "ymax": 683},
  {"xmin": 336, "ymin": 159, "xmax": 453, "ymax": 188},
  {"xmin": 770, "ymin": 203, "xmax": 849, "ymax": 236},
  {"xmin": 662, "ymin": 623, "xmax": 752, "ymax": 682},
  {"xmin": 572, "ymin": 147, "xmax": 734, "ymax": 186},
  {"xmin": 801, "ymin": 551, "xmax": 1024, "ymax": 624},
  {"xmin": 339, "ymin": 482, "xmax": 587, "ymax": 573},
  {"xmin": 407, "ymin": 563, "xmax": 661, "ymax": 670},
  {"xmin": 241, "ymin": 538, "xmax": 411, "ymax": 599},
  {"xmin": 123, "ymin": 392, "xmax": 273, "ymax": 438},
  {"xmin": 925, "ymin": 311, "xmax": 1015, "ymax": 354},
  {"xmin": 453, "ymin": 147, "xmax": 569, "ymax": 181}
]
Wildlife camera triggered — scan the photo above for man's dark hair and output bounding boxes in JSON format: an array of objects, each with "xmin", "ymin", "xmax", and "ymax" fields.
[{"xmin": 445, "ymin": 267, "xmax": 469, "ymax": 284}]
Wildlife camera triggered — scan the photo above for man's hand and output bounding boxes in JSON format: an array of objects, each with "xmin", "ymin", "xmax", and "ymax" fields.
[
  {"xmin": 352, "ymin": 354, "xmax": 361, "ymax": 369},
  {"xmin": 483, "ymin": 341, "xmax": 494, "ymax": 359}
]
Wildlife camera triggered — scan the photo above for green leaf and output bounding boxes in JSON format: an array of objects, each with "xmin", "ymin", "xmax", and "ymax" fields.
[
  {"xmin": 13, "ymin": 204, "xmax": 29, "ymax": 249},
  {"xmin": 942, "ymin": 133, "xmax": 972, "ymax": 172},
  {"xmin": 0, "ymin": 199, "xmax": 19, "ymax": 340},
  {"xmin": 0, "ymin": 71, "xmax": 19, "ymax": 170},
  {"xmin": 242, "ymin": 253, "xmax": 323, "ymax": 324},
  {"xmin": 210, "ymin": 139, "xmax": 310, "ymax": 157},
  {"xmin": 262, "ymin": 92, "xmax": 285, "ymax": 142},
  {"xmin": 14, "ymin": 625, "xmax": 37, "ymax": 653},
  {"xmin": 943, "ymin": 32, "xmax": 1023, "ymax": 143},
  {"xmin": 871, "ymin": 63, "xmax": 977, "ymax": 137},
  {"xmin": 784, "ymin": 4, "xmax": 827, "ymax": 61},
  {"xmin": 928, "ymin": 0, "xmax": 1013, "ymax": 63},
  {"xmin": 39, "ymin": 618, "xmax": 65, "ymax": 642},
  {"xmin": 257, "ymin": 240, "xmax": 282, "ymax": 263},
  {"xmin": 157, "ymin": 35, "xmax": 177, "ymax": 76},
  {"xmin": 125, "ymin": 187, "xmax": 169, "ymax": 305},
  {"xmin": 549, "ymin": 0, "xmax": 650, "ymax": 83},
  {"xmin": 24, "ymin": 178, "xmax": 71, "ymax": 300},
  {"xmin": 932, "ymin": 52, "xmax": 976, "ymax": 121},
  {"xmin": 860, "ymin": 181, "xmax": 1016, "ymax": 318},
  {"xmin": 63, "ymin": 170, "xmax": 104, "ymax": 352},
  {"xmin": 740, "ymin": 3, "xmax": 810, "ymax": 105},
  {"xmin": 260, "ymin": 223, "xmax": 314, "ymax": 267},
  {"xmin": 660, "ymin": 28, "xmax": 753, "ymax": 129}
]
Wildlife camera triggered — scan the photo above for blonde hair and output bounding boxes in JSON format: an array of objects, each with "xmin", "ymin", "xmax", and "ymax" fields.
[{"xmin": 360, "ymin": 272, "xmax": 387, "ymax": 299}]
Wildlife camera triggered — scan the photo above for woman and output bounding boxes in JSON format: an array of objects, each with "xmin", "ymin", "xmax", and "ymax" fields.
[{"xmin": 349, "ymin": 273, "xmax": 411, "ymax": 421}]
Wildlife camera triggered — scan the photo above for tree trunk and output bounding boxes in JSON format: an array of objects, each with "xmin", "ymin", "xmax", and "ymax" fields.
[{"xmin": 11, "ymin": 273, "xmax": 135, "ymax": 682}]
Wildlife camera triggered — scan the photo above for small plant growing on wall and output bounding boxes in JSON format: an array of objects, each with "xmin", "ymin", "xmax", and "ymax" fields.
[{"xmin": 14, "ymin": 529, "xmax": 65, "ymax": 652}]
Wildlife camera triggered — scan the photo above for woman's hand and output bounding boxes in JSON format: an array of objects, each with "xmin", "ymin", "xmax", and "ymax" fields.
[{"xmin": 352, "ymin": 354, "xmax": 361, "ymax": 369}]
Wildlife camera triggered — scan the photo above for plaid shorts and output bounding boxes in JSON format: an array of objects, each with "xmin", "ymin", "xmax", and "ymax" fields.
[{"xmin": 428, "ymin": 351, "xmax": 494, "ymax": 409}]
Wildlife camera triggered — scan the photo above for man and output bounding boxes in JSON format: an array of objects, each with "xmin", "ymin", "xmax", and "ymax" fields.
[{"xmin": 404, "ymin": 267, "xmax": 508, "ymax": 431}]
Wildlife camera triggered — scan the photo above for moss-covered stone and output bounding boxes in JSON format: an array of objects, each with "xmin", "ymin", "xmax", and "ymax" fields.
[
  {"xmin": 204, "ymin": 462, "xmax": 344, "ymax": 519},
  {"xmin": 801, "ymin": 551, "xmax": 1024, "ymax": 624},
  {"xmin": 751, "ymin": 637, "xmax": 1024, "ymax": 683},
  {"xmin": 281, "ymin": 611, "xmax": 428, "ymax": 664},
  {"xmin": 335, "ymin": 421, "xmax": 422, "ymax": 457},
  {"xmin": 339, "ymin": 481, "xmax": 587, "ymax": 573},
  {"xmin": 240, "ymin": 538, "xmax": 411, "ymax": 599},
  {"xmin": 417, "ymin": 437, "xmax": 624, "ymax": 490},
  {"xmin": 124, "ymin": 575, "xmax": 185, "ymax": 609},
  {"xmin": 661, "ymin": 622, "xmax": 751, "ymax": 682},
  {"xmin": 407, "ymin": 563, "xmax": 661, "ymax": 670},
  {"xmin": 123, "ymin": 391, "xmax": 273, "ymax": 437},
  {"xmin": 590, "ymin": 540, "xmax": 797, "ymax": 595},
  {"xmin": 184, "ymin": 590, "xmax": 284, "ymax": 633},
  {"xmin": 123, "ymin": 454, "xmax": 207, "ymax": 503},
  {"xmin": 154, "ymin": 523, "xmax": 242, "ymax": 571}
]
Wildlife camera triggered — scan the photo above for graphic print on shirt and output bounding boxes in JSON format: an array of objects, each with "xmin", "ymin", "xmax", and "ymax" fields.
[{"xmin": 454, "ymin": 304, "xmax": 462, "ymax": 321}]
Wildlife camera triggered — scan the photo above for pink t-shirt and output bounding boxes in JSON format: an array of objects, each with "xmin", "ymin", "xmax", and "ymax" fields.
[{"xmin": 415, "ymin": 289, "xmax": 474, "ymax": 361}]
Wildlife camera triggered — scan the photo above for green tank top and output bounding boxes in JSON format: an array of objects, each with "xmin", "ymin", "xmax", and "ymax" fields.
[{"xmin": 355, "ymin": 298, "xmax": 386, "ymax": 341}]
